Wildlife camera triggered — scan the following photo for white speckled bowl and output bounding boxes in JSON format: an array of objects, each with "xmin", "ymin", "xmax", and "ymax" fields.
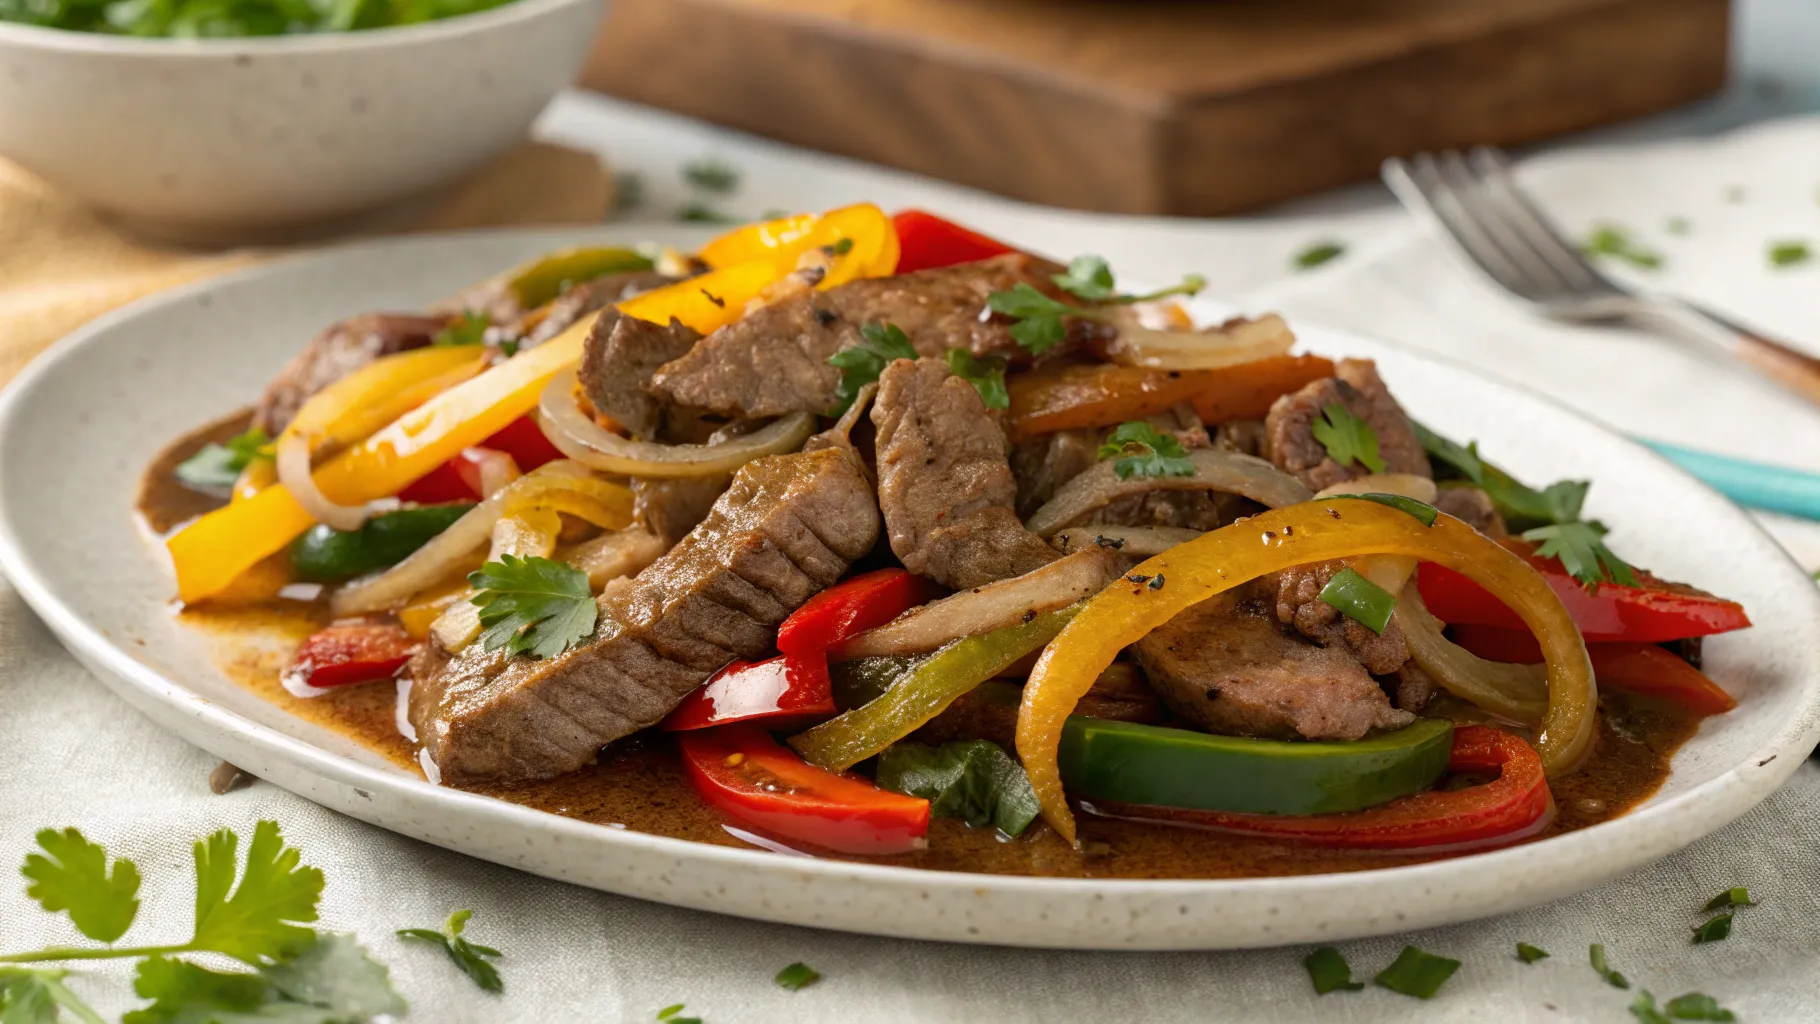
[
  {"xmin": 0, "ymin": 0, "xmax": 605, "ymax": 244},
  {"xmin": 2, "ymin": 226, "xmax": 1818, "ymax": 950}
]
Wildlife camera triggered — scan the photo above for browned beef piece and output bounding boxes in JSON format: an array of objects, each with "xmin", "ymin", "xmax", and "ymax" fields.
[
  {"xmin": 1264, "ymin": 358, "xmax": 1430, "ymax": 491},
  {"xmin": 1010, "ymin": 428, "xmax": 1100, "ymax": 518},
  {"xmin": 1264, "ymin": 560, "xmax": 1410, "ymax": 675},
  {"xmin": 520, "ymin": 271, "xmax": 679, "ymax": 348},
  {"xmin": 1394, "ymin": 662, "xmax": 1439, "ymax": 712},
  {"xmin": 872, "ymin": 358, "xmax": 1057, "ymax": 589},
  {"xmin": 1434, "ymin": 485, "xmax": 1507, "ymax": 537},
  {"xmin": 252, "ymin": 313, "xmax": 444, "ymax": 434},
  {"xmin": 648, "ymin": 254, "xmax": 1107, "ymax": 418},
  {"xmin": 1133, "ymin": 589, "xmax": 1414, "ymax": 741},
  {"xmin": 577, "ymin": 312, "xmax": 703, "ymax": 439},
  {"xmin": 409, "ymin": 448, "xmax": 879, "ymax": 785},
  {"xmin": 1212, "ymin": 419, "xmax": 1267, "ymax": 457},
  {"xmin": 633, "ymin": 475, "xmax": 730, "ymax": 546}
]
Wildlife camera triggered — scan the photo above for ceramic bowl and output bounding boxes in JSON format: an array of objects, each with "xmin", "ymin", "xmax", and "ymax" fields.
[
  {"xmin": 0, "ymin": 0, "xmax": 606, "ymax": 244},
  {"xmin": 1, "ymin": 226, "xmax": 1817, "ymax": 950}
]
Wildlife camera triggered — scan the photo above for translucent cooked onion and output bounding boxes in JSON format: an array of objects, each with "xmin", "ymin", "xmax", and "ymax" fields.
[
  {"xmin": 330, "ymin": 461, "xmax": 599, "ymax": 616},
  {"xmin": 471, "ymin": 448, "xmax": 521, "ymax": 498},
  {"xmin": 1314, "ymin": 474, "xmax": 1438, "ymax": 504},
  {"xmin": 1025, "ymin": 450, "xmax": 1312, "ymax": 538},
  {"xmin": 1104, "ymin": 313, "xmax": 1296, "ymax": 370},
  {"xmin": 538, "ymin": 368, "xmax": 815, "ymax": 477},
  {"xmin": 560, "ymin": 527, "xmax": 668, "ymax": 591},
  {"xmin": 1397, "ymin": 587, "xmax": 1547, "ymax": 726},
  {"xmin": 836, "ymin": 549, "xmax": 1120, "ymax": 660},
  {"xmin": 1051, "ymin": 526, "xmax": 1204, "ymax": 559},
  {"xmin": 276, "ymin": 432, "xmax": 370, "ymax": 532},
  {"xmin": 429, "ymin": 510, "xmax": 563, "ymax": 652}
]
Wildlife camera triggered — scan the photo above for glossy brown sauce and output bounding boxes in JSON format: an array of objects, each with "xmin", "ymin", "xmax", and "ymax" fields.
[{"xmin": 143, "ymin": 427, "xmax": 1705, "ymax": 879}]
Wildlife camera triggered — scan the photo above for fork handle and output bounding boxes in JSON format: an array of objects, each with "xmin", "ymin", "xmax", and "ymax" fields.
[{"xmin": 1634, "ymin": 301, "xmax": 1820, "ymax": 408}]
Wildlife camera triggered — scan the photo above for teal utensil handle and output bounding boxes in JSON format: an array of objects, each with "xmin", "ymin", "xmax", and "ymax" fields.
[{"xmin": 1639, "ymin": 439, "xmax": 1820, "ymax": 521}]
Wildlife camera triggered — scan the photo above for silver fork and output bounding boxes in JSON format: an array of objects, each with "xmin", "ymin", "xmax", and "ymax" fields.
[{"xmin": 1382, "ymin": 147, "xmax": 1820, "ymax": 407}]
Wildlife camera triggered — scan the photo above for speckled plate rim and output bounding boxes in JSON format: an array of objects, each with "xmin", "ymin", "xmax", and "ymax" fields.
[{"xmin": 1, "ymin": 226, "xmax": 1817, "ymax": 951}]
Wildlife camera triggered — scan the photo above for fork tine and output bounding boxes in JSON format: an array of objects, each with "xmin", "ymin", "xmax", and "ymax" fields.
[
  {"xmin": 1383, "ymin": 153, "xmax": 1538, "ymax": 300},
  {"xmin": 1465, "ymin": 147, "xmax": 1617, "ymax": 295},
  {"xmin": 1432, "ymin": 150, "xmax": 1581, "ymax": 299}
]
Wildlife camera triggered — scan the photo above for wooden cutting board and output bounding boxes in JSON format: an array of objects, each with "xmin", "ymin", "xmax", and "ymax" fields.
[{"xmin": 583, "ymin": 0, "xmax": 1730, "ymax": 215}]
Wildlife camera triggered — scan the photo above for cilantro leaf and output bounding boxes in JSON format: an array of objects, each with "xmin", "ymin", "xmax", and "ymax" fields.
[
  {"xmin": 1664, "ymin": 992, "xmax": 1737, "ymax": 1021},
  {"xmin": 1373, "ymin": 945, "xmax": 1459, "ymax": 999},
  {"xmin": 1096, "ymin": 422, "xmax": 1195, "ymax": 481},
  {"xmin": 21, "ymin": 827, "xmax": 141, "ymax": 944},
  {"xmin": 190, "ymin": 820, "xmax": 323, "ymax": 966},
  {"xmin": 397, "ymin": 909, "xmax": 501, "ymax": 994},
  {"xmin": 469, "ymin": 554, "xmax": 598, "ymax": 660},
  {"xmin": 986, "ymin": 283, "xmax": 1075, "ymax": 356},
  {"xmin": 125, "ymin": 956, "xmax": 266, "ymax": 1024},
  {"xmin": 875, "ymin": 740, "xmax": 1041, "ymax": 837},
  {"xmin": 432, "ymin": 311, "xmax": 489, "ymax": 348},
  {"xmin": 175, "ymin": 427, "xmax": 272, "ymax": 492},
  {"xmin": 681, "ymin": 157, "xmax": 739, "ymax": 194},
  {"xmin": 826, "ymin": 321, "xmax": 918, "ymax": 415},
  {"xmin": 0, "ymin": 971, "xmax": 62, "ymax": 1024},
  {"xmin": 1302, "ymin": 947, "xmax": 1363, "ymax": 994},
  {"xmin": 773, "ymin": 962, "xmax": 820, "ymax": 991},
  {"xmin": 1294, "ymin": 241, "xmax": 1346, "ymax": 270},
  {"xmin": 1052, "ymin": 255, "xmax": 1118, "ymax": 301},
  {"xmin": 943, "ymin": 349, "xmax": 1009, "ymax": 410},
  {"xmin": 262, "ymin": 933, "xmax": 406, "ymax": 1018},
  {"xmin": 1412, "ymin": 421, "xmax": 1589, "ymax": 531},
  {"xmin": 1523, "ymin": 521, "xmax": 1637, "ymax": 588},
  {"xmin": 1590, "ymin": 942, "xmax": 1629, "ymax": 989},
  {"xmin": 1310, "ymin": 402, "xmax": 1386, "ymax": 473}
]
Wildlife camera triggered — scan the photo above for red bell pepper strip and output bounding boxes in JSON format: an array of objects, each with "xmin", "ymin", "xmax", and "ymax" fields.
[
  {"xmin": 891, "ymin": 210, "xmax": 1019, "ymax": 274},
  {"xmin": 662, "ymin": 655, "xmax": 837, "ymax": 731},
  {"xmin": 678, "ymin": 726, "xmax": 930, "ymax": 855},
  {"xmin": 1416, "ymin": 554, "xmax": 1750, "ymax": 643},
  {"xmin": 1085, "ymin": 727, "xmax": 1551, "ymax": 851},
  {"xmin": 775, "ymin": 568, "xmax": 931, "ymax": 657},
  {"xmin": 281, "ymin": 622, "xmax": 419, "ymax": 692},
  {"xmin": 1451, "ymin": 626, "xmax": 1737, "ymax": 716},
  {"xmin": 397, "ymin": 415, "xmax": 565, "ymax": 503}
]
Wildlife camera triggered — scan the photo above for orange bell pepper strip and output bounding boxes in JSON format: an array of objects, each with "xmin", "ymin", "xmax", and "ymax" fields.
[
  {"xmin": 168, "ymin": 210, "xmax": 899, "ymax": 604},
  {"xmin": 693, "ymin": 204, "xmax": 900, "ymax": 284},
  {"xmin": 1004, "ymin": 353, "xmax": 1335, "ymax": 442},
  {"xmin": 1016, "ymin": 498, "xmax": 1595, "ymax": 845}
]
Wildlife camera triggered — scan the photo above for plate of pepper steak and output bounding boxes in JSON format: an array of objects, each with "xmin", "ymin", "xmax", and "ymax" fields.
[{"xmin": 0, "ymin": 206, "xmax": 1815, "ymax": 950}]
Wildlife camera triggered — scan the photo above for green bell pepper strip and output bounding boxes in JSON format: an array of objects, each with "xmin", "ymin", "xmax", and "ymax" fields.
[
  {"xmin": 505, "ymin": 247, "xmax": 655, "ymax": 311},
  {"xmin": 289, "ymin": 503, "xmax": 475, "ymax": 582},
  {"xmin": 1059, "ymin": 717, "xmax": 1454, "ymax": 816},
  {"xmin": 790, "ymin": 605, "xmax": 1080, "ymax": 772}
]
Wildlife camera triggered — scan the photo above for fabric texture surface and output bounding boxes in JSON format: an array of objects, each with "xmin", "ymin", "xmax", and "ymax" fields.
[{"xmin": 2, "ymin": 96, "xmax": 1819, "ymax": 1022}]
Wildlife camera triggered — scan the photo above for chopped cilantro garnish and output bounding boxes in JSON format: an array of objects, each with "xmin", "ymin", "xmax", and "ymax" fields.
[
  {"xmin": 944, "ymin": 349, "xmax": 1010, "ymax": 410},
  {"xmin": 1769, "ymin": 240, "xmax": 1813, "ymax": 268},
  {"xmin": 1373, "ymin": 945, "xmax": 1460, "ymax": 999},
  {"xmin": 1516, "ymin": 942, "xmax": 1549, "ymax": 963},
  {"xmin": 174, "ymin": 426, "xmax": 272, "ymax": 492},
  {"xmin": 1691, "ymin": 913, "xmax": 1733, "ymax": 944},
  {"xmin": 468, "ymin": 554, "xmax": 598, "ymax": 660},
  {"xmin": 1303, "ymin": 947, "xmax": 1363, "ymax": 994},
  {"xmin": 1583, "ymin": 225, "xmax": 1664, "ymax": 269},
  {"xmin": 987, "ymin": 255, "xmax": 1203, "ymax": 355},
  {"xmin": 1310, "ymin": 402, "xmax": 1386, "ymax": 473},
  {"xmin": 827, "ymin": 321, "xmax": 918, "ymax": 415},
  {"xmin": 397, "ymin": 909, "xmax": 502, "ymax": 993},
  {"xmin": 1704, "ymin": 887, "xmax": 1754, "ymax": 911},
  {"xmin": 1523, "ymin": 521, "xmax": 1637, "ymax": 588},
  {"xmin": 876, "ymin": 740, "xmax": 1040, "ymax": 837},
  {"xmin": 657, "ymin": 1004, "xmax": 702, "ymax": 1023},
  {"xmin": 681, "ymin": 157, "xmax": 739, "ymax": 194},
  {"xmin": 433, "ymin": 310, "xmax": 489, "ymax": 347},
  {"xmin": 1413, "ymin": 420, "xmax": 1593, "ymax": 531},
  {"xmin": 774, "ymin": 961, "xmax": 821, "ymax": 991},
  {"xmin": 1664, "ymin": 992, "xmax": 1737, "ymax": 1021},
  {"xmin": 1096, "ymin": 422, "xmax": 1196, "ymax": 481},
  {"xmin": 1318, "ymin": 566, "xmax": 1397, "ymax": 635},
  {"xmin": 1590, "ymin": 942, "xmax": 1630, "ymax": 988},
  {"xmin": 1294, "ymin": 241, "xmax": 1346, "ymax": 270},
  {"xmin": 1049, "ymin": 254, "xmax": 1205, "ymax": 305}
]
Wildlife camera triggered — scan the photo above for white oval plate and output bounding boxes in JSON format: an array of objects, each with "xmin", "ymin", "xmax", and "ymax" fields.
[{"xmin": 2, "ymin": 227, "xmax": 1816, "ymax": 951}]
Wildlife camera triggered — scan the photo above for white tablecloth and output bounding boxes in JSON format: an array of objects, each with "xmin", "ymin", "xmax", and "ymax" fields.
[{"xmin": 7, "ymin": 66, "xmax": 1820, "ymax": 1024}]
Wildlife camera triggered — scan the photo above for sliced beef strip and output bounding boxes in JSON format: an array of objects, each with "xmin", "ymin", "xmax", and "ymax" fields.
[
  {"xmin": 409, "ymin": 448, "xmax": 879, "ymax": 785},
  {"xmin": 1133, "ymin": 588, "xmax": 1415, "ymax": 742},
  {"xmin": 632, "ymin": 475, "xmax": 730, "ymax": 546},
  {"xmin": 1263, "ymin": 559, "xmax": 1411, "ymax": 675},
  {"xmin": 252, "ymin": 313, "xmax": 445, "ymax": 434},
  {"xmin": 1011, "ymin": 428, "xmax": 1100, "ymax": 518},
  {"xmin": 1433, "ymin": 485, "xmax": 1507, "ymax": 537},
  {"xmin": 576, "ymin": 311, "xmax": 704, "ymax": 440},
  {"xmin": 648, "ymin": 254, "xmax": 1110, "ymax": 418},
  {"xmin": 871, "ymin": 357, "xmax": 1057, "ymax": 590},
  {"xmin": 1263, "ymin": 358, "xmax": 1430, "ymax": 491},
  {"xmin": 519, "ymin": 270, "xmax": 679, "ymax": 348}
]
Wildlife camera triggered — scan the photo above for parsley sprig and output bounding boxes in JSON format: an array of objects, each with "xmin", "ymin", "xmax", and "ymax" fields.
[
  {"xmin": 827, "ymin": 321, "xmax": 918, "ymax": 415},
  {"xmin": 433, "ymin": 310, "xmax": 489, "ymax": 348},
  {"xmin": 944, "ymin": 349, "xmax": 1009, "ymax": 410},
  {"xmin": 984, "ymin": 255, "xmax": 1205, "ymax": 356},
  {"xmin": 174, "ymin": 426, "xmax": 272, "ymax": 492},
  {"xmin": 1096, "ymin": 422, "xmax": 1196, "ymax": 481},
  {"xmin": 1310, "ymin": 402, "xmax": 1386, "ymax": 473},
  {"xmin": 398, "ymin": 909, "xmax": 502, "ymax": 993},
  {"xmin": 469, "ymin": 554, "xmax": 599, "ymax": 660}
]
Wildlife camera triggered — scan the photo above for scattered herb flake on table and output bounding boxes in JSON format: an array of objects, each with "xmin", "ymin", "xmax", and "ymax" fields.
[
  {"xmin": 1664, "ymin": 992, "xmax": 1738, "ymax": 1021},
  {"xmin": 676, "ymin": 202, "xmax": 742, "ymax": 225},
  {"xmin": 1582, "ymin": 224, "xmax": 1664, "ymax": 270},
  {"xmin": 1590, "ymin": 943, "xmax": 1630, "ymax": 989},
  {"xmin": 1373, "ymin": 946, "xmax": 1460, "ymax": 999},
  {"xmin": 1704, "ymin": 887, "xmax": 1755, "ymax": 911},
  {"xmin": 1294, "ymin": 241, "xmax": 1346, "ymax": 270},
  {"xmin": 397, "ymin": 908, "xmax": 503, "ymax": 993},
  {"xmin": 1303, "ymin": 947, "xmax": 1363, "ymax": 994},
  {"xmin": 682, "ymin": 157, "xmax": 740, "ymax": 195},
  {"xmin": 1769, "ymin": 241, "xmax": 1812, "ymax": 268},
  {"xmin": 1691, "ymin": 913, "xmax": 1733, "ymax": 944},
  {"xmin": 1516, "ymin": 942, "xmax": 1550, "ymax": 963},
  {"xmin": 774, "ymin": 961, "xmax": 821, "ymax": 991}
]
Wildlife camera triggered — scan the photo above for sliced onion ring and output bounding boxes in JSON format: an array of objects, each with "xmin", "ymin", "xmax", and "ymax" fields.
[
  {"xmin": 1103, "ymin": 313, "xmax": 1296, "ymax": 370},
  {"xmin": 1025, "ymin": 449, "xmax": 1312, "ymax": 538},
  {"xmin": 1314, "ymin": 474, "xmax": 1438, "ymax": 504},
  {"xmin": 1397, "ymin": 587, "xmax": 1547, "ymax": 726},
  {"xmin": 538, "ymin": 368, "xmax": 815, "ymax": 477},
  {"xmin": 277, "ymin": 431, "xmax": 370, "ymax": 532}
]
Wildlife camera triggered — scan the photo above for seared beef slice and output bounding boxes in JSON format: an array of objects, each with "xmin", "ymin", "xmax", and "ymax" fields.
[
  {"xmin": 872, "ymin": 358, "xmax": 1057, "ymax": 590},
  {"xmin": 410, "ymin": 448, "xmax": 879, "ymax": 784},
  {"xmin": 577, "ymin": 311, "xmax": 703, "ymax": 440},
  {"xmin": 1134, "ymin": 590, "xmax": 1413, "ymax": 742},
  {"xmin": 1264, "ymin": 358, "xmax": 1429, "ymax": 491},
  {"xmin": 253, "ymin": 313, "xmax": 444, "ymax": 433},
  {"xmin": 649, "ymin": 254, "xmax": 1092, "ymax": 418}
]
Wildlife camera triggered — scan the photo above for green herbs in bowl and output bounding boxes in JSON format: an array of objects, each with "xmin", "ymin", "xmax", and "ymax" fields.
[{"xmin": 0, "ymin": 0, "xmax": 518, "ymax": 36}]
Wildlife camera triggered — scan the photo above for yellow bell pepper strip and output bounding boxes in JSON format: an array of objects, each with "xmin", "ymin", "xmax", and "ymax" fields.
[
  {"xmin": 694, "ymin": 204, "xmax": 900, "ymax": 284},
  {"xmin": 789, "ymin": 604, "xmax": 1079, "ymax": 772},
  {"xmin": 697, "ymin": 211, "xmax": 819, "ymax": 269},
  {"xmin": 1016, "ymin": 498, "xmax": 1595, "ymax": 846},
  {"xmin": 283, "ymin": 345, "xmax": 486, "ymax": 451}
]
